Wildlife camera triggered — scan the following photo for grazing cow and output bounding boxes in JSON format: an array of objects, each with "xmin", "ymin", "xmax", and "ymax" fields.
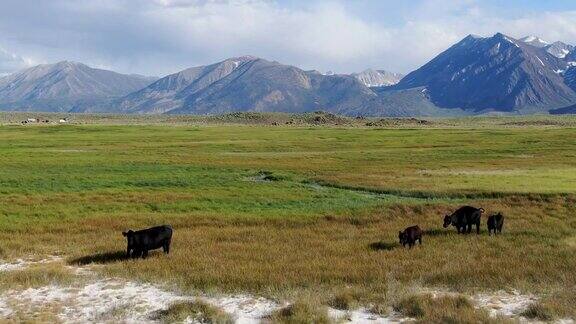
[
  {"xmin": 487, "ymin": 212, "xmax": 504, "ymax": 235},
  {"xmin": 122, "ymin": 225, "xmax": 173, "ymax": 259},
  {"xmin": 443, "ymin": 206, "xmax": 484, "ymax": 234},
  {"xmin": 399, "ymin": 225, "xmax": 423, "ymax": 248}
]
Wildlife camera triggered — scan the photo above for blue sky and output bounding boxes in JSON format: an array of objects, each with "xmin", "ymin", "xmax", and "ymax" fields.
[{"xmin": 0, "ymin": 0, "xmax": 575, "ymax": 77}]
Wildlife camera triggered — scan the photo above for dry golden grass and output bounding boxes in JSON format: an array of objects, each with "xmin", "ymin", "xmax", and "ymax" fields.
[
  {"xmin": 520, "ymin": 303, "xmax": 555, "ymax": 321},
  {"xmin": 152, "ymin": 300, "xmax": 233, "ymax": 324},
  {"xmin": 0, "ymin": 304, "xmax": 63, "ymax": 324},
  {"xmin": 0, "ymin": 195, "xmax": 572, "ymax": 300},
  {"xmin": 393, "ymin": 294, "xmax": 511, "ymax": 324},
  {"xmin": 327, "ymin": 288, "xmax": 364, "ymax": 311},
  {"xmin": 268, "ymin": 300, "xmax": 330, "ymax": 324},
  {"xmin": 0, "ymin": 264, "xmax": 77, "ymax": 290},
  {"xmin": 82, "ymin": 197, "xmax": 575, "ymax": 293},
  {"xmin": 524, "ymin": 288, "xmax": 576, "ymax": 320}
]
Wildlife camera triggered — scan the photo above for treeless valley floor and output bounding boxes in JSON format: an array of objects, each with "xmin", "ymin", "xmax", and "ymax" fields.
[{"xmin": 0, "ymin": 114, "xmax": 575, "ymax": 322}]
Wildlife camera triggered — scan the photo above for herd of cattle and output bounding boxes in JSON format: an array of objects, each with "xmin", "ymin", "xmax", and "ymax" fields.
[
  {"xmin": 399, "ymin": 205, "xmax": 505, "ymax": 248},
  {"xmin": 121, "ymin": 206, "xmax": 504, "ymax": 258},
  {"xmin": 20, "ymin": 117, "xmax": 68, "ymax": 124}
]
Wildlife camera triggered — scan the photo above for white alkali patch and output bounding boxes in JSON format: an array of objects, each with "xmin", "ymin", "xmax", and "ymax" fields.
[
  {"xmin": 0, "ymin": 256, "xmax": 62, "ymax": 272},
  {"xmin": 0, "ymin": 279, "xmax": 280, "ymax": 323},
  {"xmin": 328, "ymin": 307, "xmax": 409, "ymax": 323},
  {"xmin": 1, "ymin": 257, "xmax": 574, "ymax": 323},
  {"xmin": 422, "ymin": 288, "xmax": 539, "ymax": 318},
  {"xmin": 472, "ymin": 290, "xmax": 539, "ymax": 317}
]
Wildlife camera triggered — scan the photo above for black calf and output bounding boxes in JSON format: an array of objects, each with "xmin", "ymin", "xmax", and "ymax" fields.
[
  {"xmin": 399, "ymin": 225, "xmax": 423, "ymax": 248},
  {"xmin": 487, "ymin": 212, "xmax": 504, "ymax": 235}
]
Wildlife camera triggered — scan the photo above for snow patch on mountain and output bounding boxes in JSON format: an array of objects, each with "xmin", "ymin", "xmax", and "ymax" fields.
[
  {"xmin": 520, "ymin": 36, "xmax": 549, "ymax": 48},
  {"xmin": 353, "ymin": 69, "xmax": 404, "ymax": 87},
  {"xmin": 545, "ymin": 41, "xmax": 574, "ymax": 59}
]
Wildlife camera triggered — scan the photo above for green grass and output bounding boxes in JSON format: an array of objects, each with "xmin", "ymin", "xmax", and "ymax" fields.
[{"xmin": 0, "ymin": 115, "xmax": 575, "ymax": 320}]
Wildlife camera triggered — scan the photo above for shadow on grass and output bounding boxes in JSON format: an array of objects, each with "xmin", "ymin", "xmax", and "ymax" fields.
[
  {"xmin": 369, "ymin": 241, "xmax": 399, "ymax": 251},
  {"xmin": 69, "ymin": 250, "xmax": 127, "ymax": 265}
]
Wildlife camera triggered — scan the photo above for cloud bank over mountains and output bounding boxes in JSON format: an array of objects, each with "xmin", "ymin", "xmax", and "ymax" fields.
[
  {"xmin": 0, "ymin": 47, "xmax": 33, "ymax": 76},
  {"xmin": 0, "ymin": 0, "xmax": 575, "ymax": 76}
]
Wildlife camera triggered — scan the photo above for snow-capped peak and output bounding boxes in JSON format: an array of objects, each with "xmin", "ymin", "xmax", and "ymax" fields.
[
  {"xmin": 521, "ymin": 36, "xmax": 538, "ymax": 42},
  {"xmin": 519, "ymin": 36, "xmax": 549, "ymax": 48},
  {"xmin": 545, "ymin": 41, "xmax": 574, "ymax": 59},
  {"xmin": 352, "ymin": 69, "xmax": 404, "ymax": 87}
]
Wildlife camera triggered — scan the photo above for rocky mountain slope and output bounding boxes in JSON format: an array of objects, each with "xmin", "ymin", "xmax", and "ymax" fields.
[
  {"xmin": 544, "ymin": 41, "xmax": 574, "ymax": 59},
  {"xmin": 115, "ymin": 56, "xmax": 378, "ymax": 115},
  {"xmin": 519, "ymin": 36, "xmax": 574, "ymax": 59},
  {"xmin": 0, "ymin": 61, "xmax": 156, "ymax": 111},
  {"xmin": 394, "ymin": 33, "xmax": 576, "ymax": 112}
]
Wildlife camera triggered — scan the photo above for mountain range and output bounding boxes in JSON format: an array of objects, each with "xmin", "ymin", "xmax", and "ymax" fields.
[
  {"xmin": 0, "ymin": 61, "xmax": 156, "ymax": 112},
  {"xmin": 519, "ymin": 36, "xmax": 574, "ymax": 59},
  {"xmin": 1, "ymin": 32, "xmax": 576, "ymax": 116},
  {"xmin": 393, "ymin": 33, "xmax": 575, "ymax": 112},
  {"xmin": 104, "ymin": 56, "xmax": 378, "ymax": 115}
]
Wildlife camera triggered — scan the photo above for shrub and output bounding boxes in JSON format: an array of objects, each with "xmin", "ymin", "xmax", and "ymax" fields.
[
  {"xmin": 393, "ymin": 294, "xmax": 502, "ymax": 324},
  {"xmin": 521, "ymin": 303, "xmax": 554, "ymax": 321},
  {"xmin": 269, "ymin": 300, "xmax": 330, "ymax": 324},
  {"xmin": 153, "ymin": 300, "xmax": 233, "ymax": 324}
]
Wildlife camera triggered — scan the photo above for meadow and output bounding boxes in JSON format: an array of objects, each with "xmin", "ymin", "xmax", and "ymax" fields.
[{"xmin": 0, "ymin": 112, "xmax": 575, "ymax": 322}]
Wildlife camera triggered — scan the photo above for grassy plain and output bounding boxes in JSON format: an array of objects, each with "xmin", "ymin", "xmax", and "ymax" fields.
[{"xmin": 0, "ymin": 112, "xmax": 575, "ymax": 320}]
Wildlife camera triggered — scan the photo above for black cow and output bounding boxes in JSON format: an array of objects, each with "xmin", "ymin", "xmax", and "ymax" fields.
[
  {"xmin": 443, "ymin": 206, "xmax": 484, "ymax": 234},
  {"xmin": 122, "ymin": 225, "xmax": 173, "ymax": 259},
  {"xmin": 487, "ymin": 212, "xmax": 504, "ymax": 235},
  {"xmin": 399, "ymin": 225, "xmax": 423, "ymax": 248}
]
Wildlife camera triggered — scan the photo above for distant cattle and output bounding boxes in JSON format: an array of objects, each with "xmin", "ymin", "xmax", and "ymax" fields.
[
  {"xmin": 122, "ymin": 225, "xmax": 173, "ymax": 259},
  {"xmin": 487, "ymin": 212, "xmax": 504, "ymax": 235},
  {"xmin": 443, "ymin": 206, "xmax": 484, "ymax": 234},
  {"xmin": 399, "ymin": 225, "xmax": 423, "ymax": 248}
]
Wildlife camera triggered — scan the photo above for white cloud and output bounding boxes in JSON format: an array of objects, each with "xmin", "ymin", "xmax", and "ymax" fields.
[
  {"xmin": 0, "ymin": 0, "xmax": 574, "ymax": 77},
  {"xmin": 0, "ymin": 47, "xmax": 35, "ymax": 77}
]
